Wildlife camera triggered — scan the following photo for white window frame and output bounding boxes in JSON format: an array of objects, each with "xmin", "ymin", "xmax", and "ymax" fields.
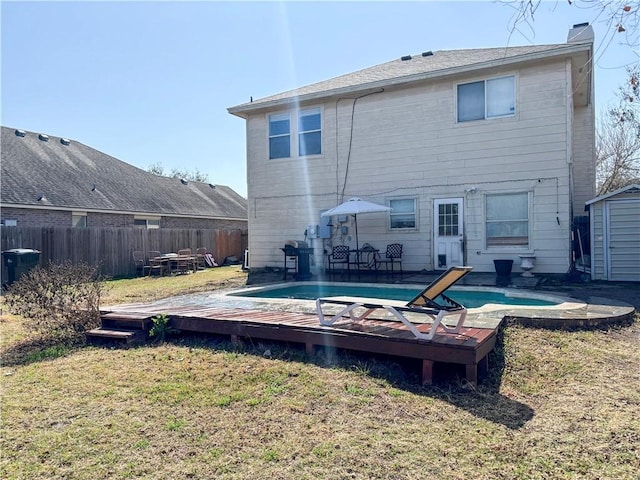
[
  {"xmin": 298, "ymin": 107, "xmax": 322, "ymax": 157},
  {"xmin": 389, "ymin": 197, "xmax": 417, "ymax": 230},
  {"xmin": 3, "ymin": 219, "xmax": 18, "ymax": 227},
  {"xmin": 72, "ymin": 211, "xmax": 87, "ymax": 228},
  {"xmin": 485, "ymin": 192, "xmax": 530, "ymax": 249},
  {"xmin": 268, "ymin": 112, "xmax": 291, "ymax": 160},
  {"xmin": 134, "ymin": 216, "xmax": 161, "ymax": 229},
  {"xmin": 267, "ymin": 106, "xmax": 323, "ymax": 160},
  {"xmin": 457, "ymin": 75, "xmax": 516, "ymax": 123}
]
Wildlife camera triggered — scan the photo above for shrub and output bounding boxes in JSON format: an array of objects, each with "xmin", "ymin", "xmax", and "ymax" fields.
[
  {"xmin": 149, "ymin": 314, "xmax": 179, "ymax": 343},
  {"xmin": 4, "ymin": 261, "xmax": 105, "ymax": 343}
]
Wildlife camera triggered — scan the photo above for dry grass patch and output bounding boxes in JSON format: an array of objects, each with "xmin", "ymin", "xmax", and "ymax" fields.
[
  {"xmin": 101, "ymin": 266, "xmax": 247, "ymax": 305},
  {"xmin": 1, "ymin": 270, "xmax": 639, "ymax": 479}
]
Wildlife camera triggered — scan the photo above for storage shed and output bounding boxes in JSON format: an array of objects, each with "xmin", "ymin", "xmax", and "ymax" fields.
[{"xmin": 586, "ymin": 184, "xmax": 640, "ymax": 282}]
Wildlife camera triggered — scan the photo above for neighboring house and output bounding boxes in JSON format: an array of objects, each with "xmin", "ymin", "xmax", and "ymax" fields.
[
  {"xmin": 586, "ymin": 184, "xmax": 640, "ymax": 282},
  {"xmin": 1, "ymin": 126, "xmax": 248, "ymax": 229},
  {"xmin": 228, "ymin": 24, "xmax": 595, "ymax": 275}
]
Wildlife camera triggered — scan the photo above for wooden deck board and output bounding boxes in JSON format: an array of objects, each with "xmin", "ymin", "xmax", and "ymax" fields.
[{"xmin": 101, "ymin": 306, "xmax": 500, "ymax": 385}]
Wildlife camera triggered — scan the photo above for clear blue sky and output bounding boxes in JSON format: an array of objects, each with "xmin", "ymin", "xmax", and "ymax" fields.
[{"xmin": 2, "ymin": 1, "xmax": 637, "ymax": 198}]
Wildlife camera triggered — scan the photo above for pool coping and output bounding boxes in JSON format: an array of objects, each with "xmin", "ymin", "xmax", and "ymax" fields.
[{"xmin": 221, "ymin": 281, "xmax": 636, "ymax": 330}]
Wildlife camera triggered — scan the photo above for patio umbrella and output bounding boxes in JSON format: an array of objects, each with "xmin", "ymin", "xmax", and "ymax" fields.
[{"xmin": 321, "ymin": 197, "xmax": 392, "ymax": 252}]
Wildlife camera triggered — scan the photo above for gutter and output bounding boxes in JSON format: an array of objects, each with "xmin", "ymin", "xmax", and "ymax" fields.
[{"xmin": 0, "ymin": 203, "xmax": 247, "ymax": 222}]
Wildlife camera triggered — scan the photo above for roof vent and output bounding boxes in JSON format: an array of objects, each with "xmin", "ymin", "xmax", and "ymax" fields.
[
  {"xmin": 15, "ymin": 129, "xmax": 26, "ymax": 137},
  {"xmin": 60, "ymin": 138, "xmax": 71, "ymax": 145},
  {"xmin": 401, "ymin": 55, "xmax": 412, "ymax": 61},
  {"xmin": 180, "ymin": 178, "xmax": 188, "ymax": 185},
  {"xmin": 91, "ymin": 184, "xmax": 97, "ymax": 192},
  {"xmin": 38, "ymin": 134, "xmax": 49, "ymax": 142},
  {"xmin": 37, "ymin": 193, "xmax": 45, "ymax": 201},
  {"xmin": 208, "ymin": 184, "xmax": 216, "ymax": 189},
  {"xmin": 422, "ymin": 51, "xmax": 433, "ymax": 57}
]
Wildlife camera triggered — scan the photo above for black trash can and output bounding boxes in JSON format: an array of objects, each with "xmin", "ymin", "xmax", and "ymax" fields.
[
  {"xmin": 2, "ymin": 248, "xmax": 41, "ymax": 286},
  {"xmin": 493, "ymin": 259, "xmax": 513, "ymax": 277},
  {"xmin": 295, "ymin": 242, "xmax": 312, "ymax": 280}
]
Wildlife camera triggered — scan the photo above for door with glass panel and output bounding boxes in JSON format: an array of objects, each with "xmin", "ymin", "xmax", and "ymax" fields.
[{"xmin": 433, "ymin": 198, "xmax": 464, "ymax": 270}]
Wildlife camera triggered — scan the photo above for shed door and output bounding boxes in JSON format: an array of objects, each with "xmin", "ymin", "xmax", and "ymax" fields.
[
  {"xmin": 433, "ymin": 198, "xmax": 464, "ymax": 270},
  {"xmin": 606, "ymin": 200, "xmax": 640, "ymax": 281}
]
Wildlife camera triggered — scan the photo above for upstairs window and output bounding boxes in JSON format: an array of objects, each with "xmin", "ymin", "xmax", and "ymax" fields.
[
  {"xmin": 389, "ymin": 198, "xmax": 417, "ymax": 229},
  {"xmin": 298, "ymin": 108, "xmax": 322, "ymax": 156},
  {"xmin": 485, "ymin": 192, "xmax": 529, "ymax": 248},
  {"xmin": 457, "ymin": 75, "xmax": 515, "ymax": 122},
  {"xmin": 269, "ymin": 113, "xmax": 291, "ymax": 159},
  {"xmin": 268, "ymin": 107, "xmax": 322, "ymax": 159}
]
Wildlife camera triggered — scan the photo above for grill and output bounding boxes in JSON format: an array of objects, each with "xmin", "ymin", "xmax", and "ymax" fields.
[{"xmin": 281, "ymin": 240, "xmax": 312, "ymax": 280}]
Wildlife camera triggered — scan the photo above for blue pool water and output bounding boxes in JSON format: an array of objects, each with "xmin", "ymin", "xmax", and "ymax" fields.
[{"xmin": 230, "ymin": 284, "xmax": 558, "ymax": 308}]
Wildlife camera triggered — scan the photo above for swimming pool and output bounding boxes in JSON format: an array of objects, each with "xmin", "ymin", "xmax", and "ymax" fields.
[{"xmin": 227, "ymin": 283, "xmax": 559, "ymax": 308}]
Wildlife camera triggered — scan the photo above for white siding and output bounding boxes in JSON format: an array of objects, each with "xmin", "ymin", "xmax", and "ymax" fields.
[
  {"xmin": 572, "ymin": 105, "xmax": 596, "ymax": 214},
  {"xmin": 246, "ymin": 60, "xmax": 582, "ymax": 274}
]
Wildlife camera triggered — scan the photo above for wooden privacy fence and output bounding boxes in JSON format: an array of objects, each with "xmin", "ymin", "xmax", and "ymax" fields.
[{"xmin": 1, "ymin": 226, "xmax": 248, "ymax": 279}]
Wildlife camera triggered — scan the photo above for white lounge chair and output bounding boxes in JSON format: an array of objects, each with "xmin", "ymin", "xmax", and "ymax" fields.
[{"xmin": 316, "ymin": 266, "xmax": 473, "ymax": 340}]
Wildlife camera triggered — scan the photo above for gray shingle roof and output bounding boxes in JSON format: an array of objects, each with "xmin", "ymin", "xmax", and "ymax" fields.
[
  {"xmin": 1, "ymin": 127, "xmax": 247, "ymax": 219},
  {"xmin": 229, "ymin": 43, "xmax": 588, "ymax": 115}
]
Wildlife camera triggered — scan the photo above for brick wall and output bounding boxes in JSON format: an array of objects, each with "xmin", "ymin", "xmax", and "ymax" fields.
[
  {"xmin": 1, "ymin": 207, "xmax": 70, "ymax": 227},
  {"xmin": 161, "ymin": 217, "xmax": 247, "ymax": 230},
  {"xmin": 1, "ymin": 207, "xmax": 247, "ymax": 231},
  {"xmin": 88, "ymin": 212, "xmax": 133, "ymax": 227}
]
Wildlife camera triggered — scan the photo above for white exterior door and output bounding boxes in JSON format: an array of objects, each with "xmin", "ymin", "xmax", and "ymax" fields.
[{"xmin": 433, "ymin": 198, "xmax": 464, "ymax": 270}]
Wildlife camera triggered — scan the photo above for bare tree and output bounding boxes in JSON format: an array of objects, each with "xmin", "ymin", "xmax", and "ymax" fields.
[
  {"xmin": 147, "ymin": 162, "xmax": 165, "ymax": 176},
  {"xmin": 610, "ymin": 64, "xmax": 640, "ymax": 136},
  {"xmin": 169, "ymin": 167, "xmax": 209, "ymax": 183},
  {"xmin": 596, "ymin": 110, "xmax": 640, "ymax": 194},
  {"xmin": 147, "ymin": 163, "xmax": 210, "ymax": 182},
  {"xmin": 503, "ymin": 1, "xmax": 638, "ymax": 49}
]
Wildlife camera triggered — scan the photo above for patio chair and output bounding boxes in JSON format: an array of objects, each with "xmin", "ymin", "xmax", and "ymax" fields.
[
  {"xmin": 176, "ymin": 248, "xmax": 195, "ymax": 274},
  {"xmin": 377, "ymin": 243, "xmax": 403, "ymax": 278},
  {"xmin": 148, "ymin": 250, "xmax": 167, "ymax": 276},
  {"xmin": 349, "ymin": 243, "xmax": 380, "ymax": 281},
  {"xmin": 316, "ymin": 266, "xmax": 473, "ymax": 340},
  {"xmin": 132, "ymin": 250, "xmax": 150, "ymax": 276},
  {"xmin": 195, "ymin": 248, "xmax": 208, "ymax": 269},
  {"xmin": 327, "ymin": 245, "xmax": 350, "ymax": 279}
]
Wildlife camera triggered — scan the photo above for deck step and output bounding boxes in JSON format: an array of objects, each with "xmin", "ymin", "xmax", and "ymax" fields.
[
  {"xmin": 100, "ymin": 312, "xmax": 155, "ymax": 331},
  {"xmin": 86, "ymin": 327, "xmax": 147, "ymax": 345}
]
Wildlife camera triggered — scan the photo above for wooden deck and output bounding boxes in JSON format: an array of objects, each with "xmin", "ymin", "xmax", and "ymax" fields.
[{"xmin": 98, "ymin": 305, "xmax": 499, "ymax": 385}]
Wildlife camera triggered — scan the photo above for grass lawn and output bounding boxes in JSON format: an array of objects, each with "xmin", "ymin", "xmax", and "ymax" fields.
[{"xmin": 1, "ymin": 267, "xmax": 639, "ymax": 479}]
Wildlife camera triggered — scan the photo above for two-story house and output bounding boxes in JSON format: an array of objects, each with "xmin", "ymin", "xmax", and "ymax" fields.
[{"xmin": 228, "ymin": 24, "xmax": 595, "ymax": 276}]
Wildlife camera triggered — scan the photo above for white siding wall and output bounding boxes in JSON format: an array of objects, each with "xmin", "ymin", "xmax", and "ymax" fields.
[
  {"xmin": 246, "ymin": 59, "xmax": 580, "ymax": 274},
  {"xmin": 572, "ymin": 105, "xmax": 596, "ymax": 214}
]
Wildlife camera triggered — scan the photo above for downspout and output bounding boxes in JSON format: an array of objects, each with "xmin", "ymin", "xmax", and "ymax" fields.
[{"xmin": 566, "ymin": 58, "xmax": 576, "ymax": 274}]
